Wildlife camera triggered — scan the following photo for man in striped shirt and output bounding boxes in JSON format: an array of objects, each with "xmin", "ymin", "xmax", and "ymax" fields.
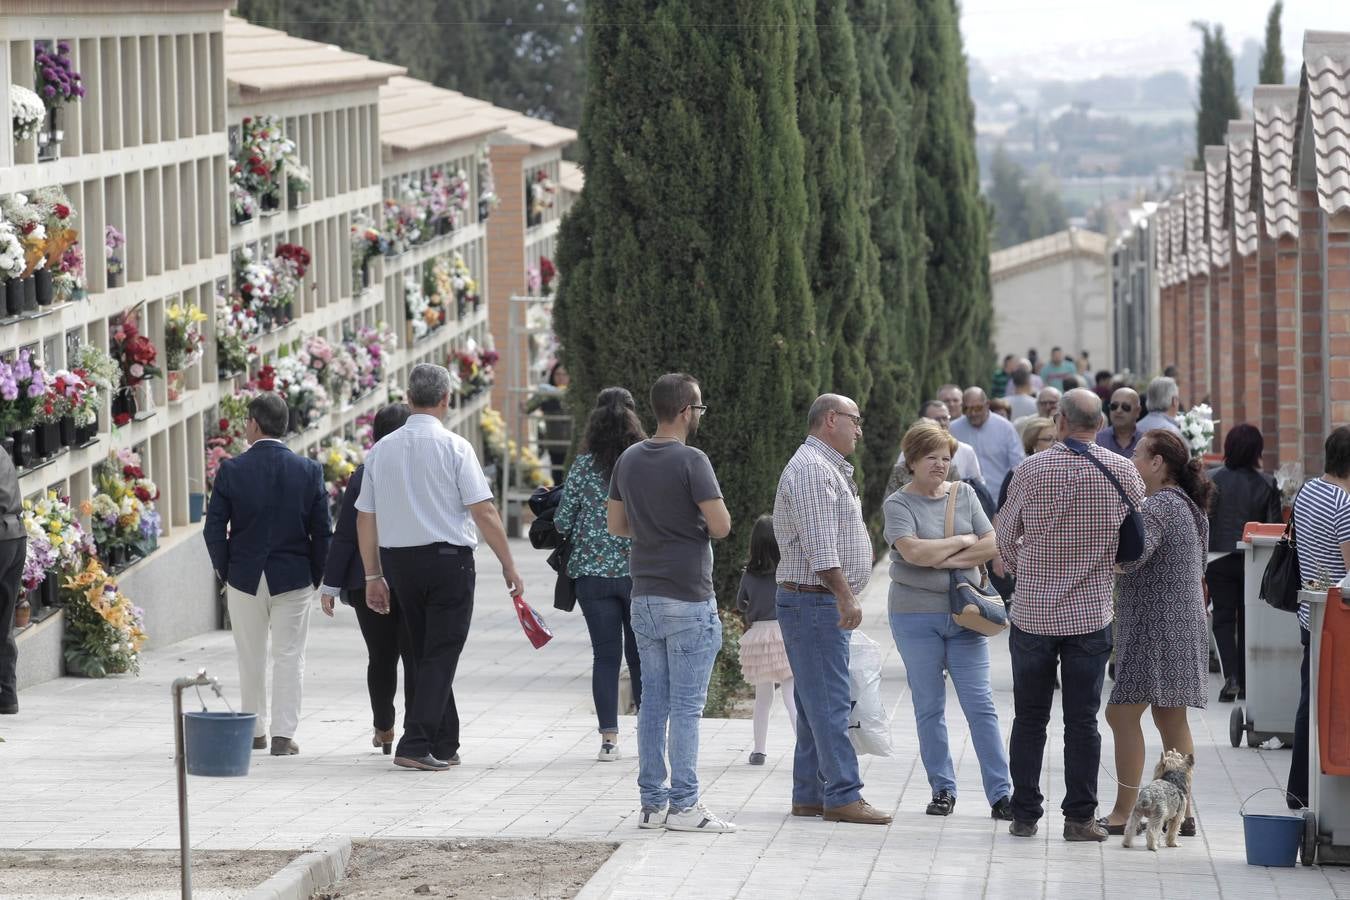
[
  {"xmin": 773, "ymin": 394, "xmax": 892, "ymax": 826},
  {"xmin": 1286, "ymin": 426, "xmax": 1350, "ymax": 809},
  {"xmin": 995, "ymin": 389, "xmax": 1145, "ymax": 841}
]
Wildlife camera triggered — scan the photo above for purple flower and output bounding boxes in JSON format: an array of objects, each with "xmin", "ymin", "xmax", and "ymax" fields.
[
  {"xmin": 74, "ymin": 86, "xmax": 85, "ymax": 97},
  {"xmin": 42, "ymin": 67, "xmax": 55, "ymax": 80},
  {"xmin": 57, "ymin": 41, "xmax": 70, "ymax": 54},
  {"xmin": 41, "ymin": 86, "xmax": 55, "ymax": 99}
]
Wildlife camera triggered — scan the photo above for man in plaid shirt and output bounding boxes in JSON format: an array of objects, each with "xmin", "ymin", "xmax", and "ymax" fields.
[
  {"xmin": 773, "ymin": 394, "xmax": 892, "ymax": 826},
  {"xmin": 995, "ymin": 389, "xmax": 1145, "ymax": 842}
]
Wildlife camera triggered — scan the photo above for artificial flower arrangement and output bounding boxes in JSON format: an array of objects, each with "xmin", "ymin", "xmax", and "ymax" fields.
[
  {"xmin": 34, "ymin": 41, "xmax": 84, "ymax": 107},
  {"xmin": 272, "ymin": 242, "xmax": 311, "ymax": 321},
  {"xmin": 299, "ymin": 334, "xmax": 359, "ymax": 408},
  {"xmin": 228, "ymin": 159, "xmax": 258, "ymax": 224},
  {"xmin": 21, "ymin": 512, "xmax": 57, "ymax": 594},
  {"xmin": 354, "ymin": 410, "xmax": 376, "ymax": 452},
  {"xmin": 54, "ymin": 240, "xmax": 84, "ymax": 303},
  {"xmin": 215, "ymin": 287, "xmax": 260, "ymax": 378},
  {"xmin": 109, "ymin": 306, "xmax": 160, "ymax": 413},
  {"xmin": 480, "ymin": 406, "xmax": 552, "ymax": 489},
  {"xmin": 451, "ymin": 337, "xmax": 499, "ymax": 401},
  {"xmin": 105, "ymin": 224, "xmax": 125, "ymax": 283},
  {"xmin": 0, "ymin": 349, "xmax": 51, "ymax": 468},
  {"xmin": 38, "ymin": 368, "xmax": 90, "ymax": 449},
  {"xmin": 287, "ymin": 160, "xmax": 312, "ymax": 203},
  {"xmin": 205, "ymin": 389, "xmax": 252, "ymax": 492},
  {"xmin": 315, "ymin": 436, "xmax": 363, "ymax": 517},
  {"xmin": 164, "ymin": 302, "xmax": 207, "ymax": 372},
  {"xmin": 381, "ymin": 193, "xmax": 424, "ymax": 255},
  {"xmin": 478, "ymin": 156, "xmax": 499, "ymax": 222},
  {"xmin": 527, "ymin": 256, "xmax": 557, "ymax": 298},
  {"xmin": 235, "ymin": 115, "xmax": 296, "ymax": 209},
  {"xmin": 1, "ymin": 193, "xmax": 49, "ymax": 289},
  {"xmin": 254, "ymin": 353, "xmax": 330, "ymax": 433},
  {"xmin": 1176, "ymin": 403, "xmax": 1218, "ymax": 459},
  {"xmin": 60, "ymin": 557, "xmax": 146, "ymax": 678},
  {"xmin": 348, "ymin": 324, "xmax": 395, "ymax": 399},
  {"xmin": 32, "ymin": 185, "xmax": 79, "ymax": 275},
  {"xmin": 427, "ymin": 167, "xmax": 472, "ymax": 234},
  {"xmin": 405, "ymin": 274, "xmax": 438, "ymax": 342},
  {"xmin": 527, "ymin": 169, "xmax": 557, "ymax": 225},
  {"xmin": 22, "ymin": 489, "xmax": 96, "ymax": 611},
  {"xmin": 350, "ymin": 213, "xmax": 386, "ymax": 290},
  {"xmin": 88, "ymin": 447, "xmax": 161, "ymax": 566},
  {"xmin": 10, "ymin": 84, "xmax": 44, "ymax": 143},
  {"xmin": 72, "ymin": 341, "xmax": 117, "ymax": 430},
  {"xmin": 0, "ymin": 221, "xmax": 25, "ymax": 285}
]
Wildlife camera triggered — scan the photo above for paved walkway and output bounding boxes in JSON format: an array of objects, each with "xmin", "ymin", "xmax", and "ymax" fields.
[{"xmin": 2, "ymin": 539, "xmax": 1347, "ymax": 899}]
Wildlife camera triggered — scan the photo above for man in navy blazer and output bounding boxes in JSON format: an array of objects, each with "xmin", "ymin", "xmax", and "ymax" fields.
[{"xmin": 205, "ymin": 392, "xmax": 330, "ymax": 756}]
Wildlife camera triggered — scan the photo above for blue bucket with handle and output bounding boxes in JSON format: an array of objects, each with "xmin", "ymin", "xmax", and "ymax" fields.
[
  {"xmin": 184, "ymin": 711, "xmax": 257, "ymax": 777},
  {"xmin": 1241, "ymin": 788, "xmax": 1303, "ymax": 867}
]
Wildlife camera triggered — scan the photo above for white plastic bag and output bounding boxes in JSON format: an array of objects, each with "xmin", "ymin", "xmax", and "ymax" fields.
[{"xmin": 847, "ymin": 630, "xmax": 892, "ymax": 757}]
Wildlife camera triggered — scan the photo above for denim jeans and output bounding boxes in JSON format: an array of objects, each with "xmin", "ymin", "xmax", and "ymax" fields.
[
  {"xmin": 630, "ymin": 595, "xmax": 721, "ymax": 811},
  {"xmin": 776, "ymin": 588, "xmax": 863, "ymax": 809},
  {"xmin": 889, "ymin": 612, "xmax": 1012, "ymax": 806},
  {"xmin": 576, "ymin": 575, "xmax": 642, "ymax": 733},
  {"xmin": 1008, "ymin": 622, "xmax": 1112, "ymax": 822}
]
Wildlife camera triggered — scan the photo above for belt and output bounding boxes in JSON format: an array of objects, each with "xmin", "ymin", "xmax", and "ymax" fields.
[
  {"xmin": 382, "ymin": 542, "xmax": 471, "ymax": 554},
  {"xmin": 780, "ymin": 582, "xmax": 833, "ymax": 594}
]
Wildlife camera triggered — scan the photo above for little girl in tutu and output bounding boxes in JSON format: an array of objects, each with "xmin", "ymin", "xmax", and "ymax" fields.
[{"xmin": 736, "ymin": 514, "xmax": 796, "ymax": 765}]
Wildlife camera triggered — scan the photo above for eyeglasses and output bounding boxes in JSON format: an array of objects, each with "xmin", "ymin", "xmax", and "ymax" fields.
[
  {"xmin": 687, "ymin": 404, "xmax": 708, "ymax": 414},
  {"xmin": 835, "ymin": 411, "xmax": 864, "ymax": 427},
  {"xmin": 1109, "ymin": 402, "xmax": 1134, "ymax": 412}
]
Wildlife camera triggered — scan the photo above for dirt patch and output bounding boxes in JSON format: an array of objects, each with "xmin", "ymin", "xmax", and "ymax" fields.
[
  {"xmin": 314, "ymin": 839, "xmax": 616, "ymax": 900},
  {"xmin": 0, "ymin": 848, "xmax": 299, "ymax": 898}
]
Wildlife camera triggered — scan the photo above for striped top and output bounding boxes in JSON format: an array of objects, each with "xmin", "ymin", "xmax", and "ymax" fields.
[{"xmin": 1292, "ymin": 478, "xmax": 1350, "ymax": 628}]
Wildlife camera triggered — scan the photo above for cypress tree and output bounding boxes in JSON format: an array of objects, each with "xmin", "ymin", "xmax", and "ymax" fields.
[
  {"xmin": 851, "ymin": 0, "xmax": 928, "ymax": 538},
  {"xmin": 1193, "ymin": 22, "xmax": 1242, "ymax": 168},
  {"xmin": 910, "ymin": 0, "xmax": 992, "ymax": 394},
  {"xmin": 555, "ymin": 1, "xmax": 816, "ymax": 603},
  {"xmin": 796, "ymin": 0, "xmax": 880, "ymax": 482},
  {"xmin": 1258, "ymin": 1, "xmax": 1285, "ymax": 85}
]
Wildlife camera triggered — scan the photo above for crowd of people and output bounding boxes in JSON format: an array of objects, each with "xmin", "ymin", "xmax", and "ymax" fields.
[{"xmin": 188, "ymin": 346, "xmax": 1338, "ymax": 841}]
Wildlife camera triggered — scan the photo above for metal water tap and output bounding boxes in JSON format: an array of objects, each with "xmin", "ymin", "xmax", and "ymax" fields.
[{"xmin": 172, "ymin": 667, "xmax": 222, "ymax": 899}]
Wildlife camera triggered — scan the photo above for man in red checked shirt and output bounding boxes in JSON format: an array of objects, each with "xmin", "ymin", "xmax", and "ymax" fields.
[{"xmin": 995, "ymin": 389, "xmax": 1145, "ymax": 843}]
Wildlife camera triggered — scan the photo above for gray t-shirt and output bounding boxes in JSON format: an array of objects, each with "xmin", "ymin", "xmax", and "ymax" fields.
[
  {"xmin": 609, "ymin": 440, "xmax": 722, "ymax": 602},
  {"xmin": 882, "ymin": 482, "xmax": 993, "ymax": 614}
]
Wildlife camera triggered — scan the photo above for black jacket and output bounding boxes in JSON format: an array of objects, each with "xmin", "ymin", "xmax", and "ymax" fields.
[
  {"xmin": 1208, "ymin": 465, "xmax": 1281, "ymax": 554},
  {"xmin": 204, "ymin": 440, "xmax": 331, "ymax": 594},
  {"xmin": 322, "ymin": 465, "xmax": 366, "ymax": 595}
]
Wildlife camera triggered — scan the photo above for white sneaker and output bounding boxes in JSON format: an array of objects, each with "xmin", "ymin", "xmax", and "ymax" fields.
[
  {"xmin": 665, "ymin": 803, "xmax": 737, "ymax": 834},
  {"xmin": 638, "ymin": 805, "xmax": 668, "ymax": 829},
  {"xmin": 597, "ymin": 741, "xmax": 621, "ymax": 761}
]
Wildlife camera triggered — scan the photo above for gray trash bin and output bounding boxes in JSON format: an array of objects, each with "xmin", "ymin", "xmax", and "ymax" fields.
[{"xmin": 1230, "ymin": 531, "xmax": 1301, "ymax": 748}]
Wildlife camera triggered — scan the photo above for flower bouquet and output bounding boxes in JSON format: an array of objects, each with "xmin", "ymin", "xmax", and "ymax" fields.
[
  {"xmin": 350, "ymin": 213, "xmax": 385, "ymax": 291},
  {"xmin": 54, "ymin": 241, "xmax": 85, "ymax": 303},
  {"xmin": 0, "ymin": 349, "xmax": 50, "ymax": 467},
  {"xmin": 527, "ymin": 169, "xmax": 556, "ymax": 226},
  {"xmin": 89, "ymin": 447, "xmax": 161, "ymax": 565},
  {"xmin": 233, "ymin": 246, "xmax": 279, "ymax": 327},
  {"xmin": 239, "ymin": 115, "xmax": 295, "ymax": 211},
  {"xmin": 316, "ymin": 437, "xmax": 363, "ymax": 517},
  {"xmin": 10, "ymin": 84, "xmax": 44, "ymax": 143},
  {"xmin": 60, "ymin": 558, "xmax": 146, "ymax": 677},
  {"xmin": 41, "ymin": 368, "xmax": 88, "ymax": 449},
  {"xmin": 287, "ymin": 161, "xmax": 312, "ymax": 207},
  {"xmin": 452, "ymin": 337, "xmax": 498, "ymax": 401},
  {"xmin": 109, "ymin": 307, "xmax": 161, "ymax": 425},
  {"xmin": 206, "ymin": 390, "xmax": 252, "ymax": 492},
  {"xmin": 478, "ymin": 156, "xmax": 499, "ymax": 222},
  {"xmin": 216, "ymin": 288, "xmax": 259, "ymax": 378},
  {"xmin": 73, "ymin": 341, "xmax": 116, "ymax": 439},
  {"xmin": 405, "ymin": 275, "xmax": 435, "ymax": 342},
  {"xmin": 267, "ymin": 354, "xmax": 330, "ymax": 433},
  {"xmin": 165, "ymin": 302, "xmax": 207, "ymax": 400},
  {"xmin": 273, "ymin": 242, "xmax": 310, "ymax": 322},
  {"xmin": 34, "ymin": 40, "xmax": 84, "ymax": 161},
  {"xmin": 0, "ymin": 222, "xmax": 25, "ymax": 316},
  {"xmin": 105, "ymin": 224, "xmax": 125, "ymax": 287},
  {"xmin": 1175, "ymin": 403, "xmax": 1218, "ymax": 460},
  {"xmin": 228, "ymin": 159, "xmax": 258, "ymax": 224}
]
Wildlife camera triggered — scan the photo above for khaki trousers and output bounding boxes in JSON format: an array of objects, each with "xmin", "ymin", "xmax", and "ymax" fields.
[{"xmin": 226, "ymin": 575, "xmax": 312, "ymax": 740}]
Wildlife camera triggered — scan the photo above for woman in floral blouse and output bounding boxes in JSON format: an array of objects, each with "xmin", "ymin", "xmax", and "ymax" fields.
[{"xmin": 554, "ymin": 387, "xmax": 647, "ymax": 761}]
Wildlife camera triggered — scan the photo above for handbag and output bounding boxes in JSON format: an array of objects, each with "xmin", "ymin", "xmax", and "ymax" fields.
[
  {"xmin": 1065, "ymin": 438, "xmax": 1146, "ymax": 563},
  {"xmin": 1260, "ymin": 495, "xmax": 1302, "ymax": 613},
  {"xmin": 513, "ymin": 595, "xmax": 554, "ymax": 649},
  {"xmin": 944, "ymin": 483, "xmax": 1009, "ymax": 636}
]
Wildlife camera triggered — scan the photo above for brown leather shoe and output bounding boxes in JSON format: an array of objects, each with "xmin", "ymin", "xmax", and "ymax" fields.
[
  {"xmin": 373, "ymin": 728, "xmax": 395, "ymax": 755},
  {"xmin": 823, "ymin": 799, "xmax": 893, "ymax": 825},
  {"xmin": 252, "ymin": 736, "xmax": 267, "ymax": 751},
  {"xmin": 270, "ymin": 737, "xmax": 300, "ymax": 756},
  {"xmin": 791, "ymin": 804, "xmax": 824, "ymax": 817}
]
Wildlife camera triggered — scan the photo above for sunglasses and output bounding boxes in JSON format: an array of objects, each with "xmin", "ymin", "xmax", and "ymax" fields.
[
  {"xmin": 1109, "ymin": 402, "xmax": 1134, "ymax": 412},
  {"xmin": 835, "ymin": 411, "xmax": 864, "ymax": 427}
]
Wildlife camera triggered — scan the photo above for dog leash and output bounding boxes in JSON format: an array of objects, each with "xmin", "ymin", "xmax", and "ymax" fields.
[{"xmin": 1097, "ymin": 761, "xmax": 1145, "ymax": 791}]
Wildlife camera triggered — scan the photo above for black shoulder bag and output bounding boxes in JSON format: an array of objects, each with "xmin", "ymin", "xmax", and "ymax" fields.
[
  {"xmin": 1260, "ymin": 495, "xmax": 1302, "ymax": 613},
  {"xmin": 1065, "ymin": 439, "xmax": 1146, "ymax": 563}
]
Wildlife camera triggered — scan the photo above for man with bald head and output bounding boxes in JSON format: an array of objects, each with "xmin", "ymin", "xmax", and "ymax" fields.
[
  {"xmin": 774, "ymin": 393, "xmax": 892, "ymax": 826},
  {"xmin": 950, "ymin": 386, "xmax": 1024, "ymax": 500},
  {"xmin": 1095, "ymin": 387, "xmax": 1142, "ymax": 457},
  {"xmin": 996, "ymin": 389, "xmax": 1145, "ymax": 842}
]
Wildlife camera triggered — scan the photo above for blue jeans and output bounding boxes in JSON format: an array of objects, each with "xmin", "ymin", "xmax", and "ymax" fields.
[
  {"xmin": 1008, "ymin": 622, "xmax": 1112, "ymax": 822},
  {"xmin": 776, "ymin": 588, "xmax": 862, "ymax": 809},
  {"xmin": 630, "ymin": 595, "xmax": 721, "ymax": 811},
  {"xmin": 889, "ymin": 612, "xmax": 1011, "ymax": 805},
  {"xmin": 575, "ymin": 576, "xmax": 642, "ymax": 733}
]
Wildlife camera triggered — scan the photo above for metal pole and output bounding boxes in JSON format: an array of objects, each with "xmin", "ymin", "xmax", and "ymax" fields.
[{"xmin": 172, "ymin": 669, "xmax": 220, "ymax": 900}]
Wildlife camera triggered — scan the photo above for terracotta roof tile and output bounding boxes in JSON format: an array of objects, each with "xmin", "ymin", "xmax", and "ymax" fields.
[
  {"xmin": 1205, "ymin": 146, "xmax": 1231, "ymax": 269},
  {"xmin": 1226, "ymin": 120, "xmax": 1258, "ymax": 257},
  {"xmin": 1184, "ymin": 173, "xmax": 1208, "ymax": 277},
  {"xmin": 1153, "ymin": 201, "xmax": 1172, "ymax": 287},
  {"xmin": 1252, "ymin": 85, "xmax": 1300, "ymax": 239},
  {"xmin": 1303, "ymin": 31, "xmax": 1350, "ymax": 217}
]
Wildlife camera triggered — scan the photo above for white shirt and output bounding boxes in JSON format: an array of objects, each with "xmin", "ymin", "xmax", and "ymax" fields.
[
  {"xmin": 896, "ymin": 440, "xmax": 984, "ymax": 483},
  {"xmin": 354, "ymin": 414, "xmax": 493, "ymax": 548},
  {"xmin": 1007, "ymin": 393, "xmax": 1038, "ymax": 419}
]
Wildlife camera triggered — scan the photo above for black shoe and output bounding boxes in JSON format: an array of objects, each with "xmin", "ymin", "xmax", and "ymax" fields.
[
  {"xmin": 0, "ymin": 702, "xmax": 17, "ymax": 715},
  {"xmin": 1218, "ymin": 677, "xmax": 1240, "ymax": 703},
  {"xmin": 1108, "ymin": 662, "xmax": 1116, "ymax": 682},
  {"xmin": 748, "ymin": 752, "xmax": 766, "ymax": 766},
  {"xmin": 926, "ymin": 790, "xmax": 956, "ymax": 816},
  {"xmin": 1096, "ymin": 816, "xmax": 1144, "ymax": 836},
  {"xmin": 394, "ymin": 754, "xmax": 451, "ymax": 771},
  {"xmin": 1209, "ymin": 653, "xmax": 1222, "ymax": 674},
  {"xmin": 1009, "ymin": 819, "xmax": 1038, "ymax": 837},
  {"xmin": 990, "ymin": 797, "xmax": 1014, "ymax": 821},
  {"xmin": 1179, "ymin": 817, "xmax": 1196, "ymax": 837}
]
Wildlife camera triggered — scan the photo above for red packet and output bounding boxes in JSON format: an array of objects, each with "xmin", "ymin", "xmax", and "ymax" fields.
[{"xmin": 513, "ymin": 595, "xmax": 553, "ymax": 649}]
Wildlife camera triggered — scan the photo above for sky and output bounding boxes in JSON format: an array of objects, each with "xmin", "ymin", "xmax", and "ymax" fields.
[{"xmin": 960, "ymin": 0, "xmax": 1341, "ymax": 80}]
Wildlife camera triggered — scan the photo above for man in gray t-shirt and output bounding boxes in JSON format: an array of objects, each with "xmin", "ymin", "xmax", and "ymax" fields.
[{"xmin": 607, "ymin": 373, "xmax": 735, "ymax": 834}]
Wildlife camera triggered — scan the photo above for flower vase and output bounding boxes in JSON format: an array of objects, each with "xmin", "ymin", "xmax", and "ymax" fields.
[
  {"xmin": 282, "ymin": 300, "xmax": 293, "ymax": 324},
  {"xmin": 261, "ymin": 190, "xmax": 280, "ymax": 214},
  {"xmin": 133, "ymin": 381, "xmax": 154, "ymax": 418},
  {"xmin": 107, "ymin": 270, "xmax": 123, "ymax": 289},
  {"xmin": 111, "ymin": 387, "xmax": 137, "ymax": 423},
  {"xmin": 59, "ymin": 415, "xmax": 75, "ymax": 447},
  {"xmin": 166, "ymin": 370, "xmax": 183, "ymax": 402},
  {"xmin": 36, "ymin": 421, "xmax": 61, "ymax": 458},
  {"xmin": 14, "ymin": 598, "xmax": 30, "ymax": 628},
  {"xmin": 5, "ymin": 278, "xmax": 23, "ymax": 317},
  {"xmin": 37, "ymin": 106, "xmax": 61, "ymax": 162},
  {"xmin": 11, "ymin": 429, "xmax": 36, "ymax": 469},
  {"xmin": 287, "ymin": 187, "xmax": 307, "ymax": 210},
  {"xmin": 361, "ymin": 259, "xmax": 372, "ymax": 290},
  {"xmin": 287, "ymin": 406, "xmax": 301, "ymax": 434},
  {"xmin": 34, "ymin": 268, "xmax": 53, "ymax": 306},
  {"xmin": 22, "ymin": 276, "xmax": 36, "ymax": 312},
  {"xmin": 107, "ymin": 544, "xmax": 128, "ymax": 570},
  {"xmin": 40, "ymin": 571, "xmax": 58, "ymax": 608}
]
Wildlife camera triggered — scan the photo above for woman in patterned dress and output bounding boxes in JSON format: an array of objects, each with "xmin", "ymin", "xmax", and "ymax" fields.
[
  {"xmin": 1099, "ymin": 429, "xmax": 1213, "ymax": 836},
  {"xmin": 554, "ymin": 387, "xmax": 646, "ymax": 761}
]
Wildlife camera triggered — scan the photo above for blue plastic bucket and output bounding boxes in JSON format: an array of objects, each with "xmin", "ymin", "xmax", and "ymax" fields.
[
  {"xmin": 1241, "ymin": 788, "xmax": 1303, "ymax": 867},
  {"xmin": 184, "ymin": 711, "xmax": 257, "ymax": 777}
]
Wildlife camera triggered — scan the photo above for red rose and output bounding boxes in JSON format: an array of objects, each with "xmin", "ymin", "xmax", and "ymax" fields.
[
  {"xmin": 134, "ymin": 486, "xmax": 152, "ymax": 503},
  {"xmin": 219, "ymin": 418, "xmax": 229, "ymax": 431},
  {"xmin": 113, "ymin": 412, "xmax": 131, "ymax": 427},
  {"xmin": 55, "ymin": 204, "xmax": 70, "ymax": 219}
]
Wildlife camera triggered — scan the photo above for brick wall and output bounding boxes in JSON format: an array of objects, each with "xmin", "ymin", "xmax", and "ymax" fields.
[
  {"xmin": 486, "ymin": 143, "xmax": 529, "ymax": 420},
  {"xmin": 1299, "ymin": 190, "xmax": 1326, "ymax": 477},
  {"xmin": 1275, "ymin": 235, "xmax": 1301, "ymax": 468},
  {"xmin": 1213, "ymin": 265, "xmax": 1233, "ymax": 440},
  {"xmin": 1327, "ymin": 212, "xmax": 1350, "ymax": 438},
  {"xmin": 1188, "ymin": 274, "xmax": 1210, "ymax": 405}
]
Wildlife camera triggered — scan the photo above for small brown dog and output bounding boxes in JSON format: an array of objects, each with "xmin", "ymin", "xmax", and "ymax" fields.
[{"xmin": 1122, "ymin": 750, "xmax": 1194, "ymax": 851}]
